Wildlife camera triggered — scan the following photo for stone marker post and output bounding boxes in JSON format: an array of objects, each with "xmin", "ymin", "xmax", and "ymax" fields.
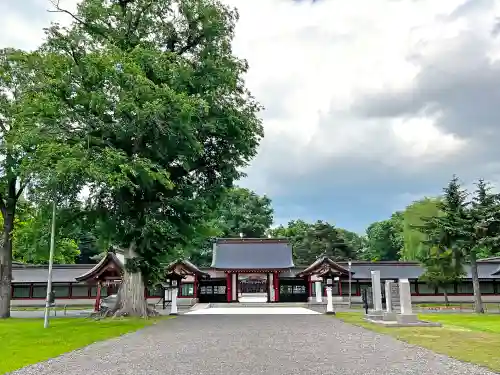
[
  {"xmin": 383, "ymin": 281, "xmax": 396, "ymax": 321},
  {"xmin": 370, "ymin": 270, "xmax": 383, "ymax": 315},
  {"xmin": 396, "ymin": 278, "xmax": 417, "ymax": 324},
  {"xmin": 315, "ymin": 281, "xmax": 322, "ymax": 303},
  {"xmin": 170, "ymin": 286, "xmax": 178, "ymax": 315},
  {"xmin": 326, "ymin": 286, "xmax": 334, "ymax": 314}
]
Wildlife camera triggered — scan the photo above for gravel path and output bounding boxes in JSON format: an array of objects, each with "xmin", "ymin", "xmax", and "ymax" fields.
[{"xmin": 9, "ymin": 314, "xmax": 497, "ymax": 375}]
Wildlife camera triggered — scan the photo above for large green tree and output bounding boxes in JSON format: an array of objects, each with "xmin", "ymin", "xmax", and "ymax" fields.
[
  {"xmin": 418, "ymin": 246, "xmax": 465, "ymax": 306},
  {"xmin": 364, "ymin": 213, "xmax": 403, "ymax": 261},
  {"xmin": 272, "ymin": 220, "xmax": 355, "ymax": 264},
  {"xmin": 35, "ymin": 0, "xmax": 262, "ymax": 316},
  {"xmin": 12, "ymin": 202, "xmax": 80, "ymax": 265},
  {"xmin": 0, "ymin": 49, "xmax": 47, "ymax": 318},
  {"xmin": 417, "ymin": 176, "xmax": 469, "ymax": 301},
  {"xmin": 270, "ymin": 219, "xmax": 310, "ymax": 239},
  {"xmin": 467, "ymin": 179, "xmax": 500, "ymax": 313},
  {"xmin": 336, "ymin": 228, "xmax": 367, "ymax": 259},
  {"xmin": 215, "ymin": 187, "xmax": 273, "ymax": 238},
  {"xmin": 401, "ymin": 197, "xmax": 441, "ymax": 260},
  {"xmin": 186, "ymin": 187, "xmax": 273, "ymax": 266}
]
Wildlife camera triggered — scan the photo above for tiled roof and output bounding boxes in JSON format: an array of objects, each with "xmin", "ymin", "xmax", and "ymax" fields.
[
  {"xmin": 211, "ymin": 238, "xmax": 294, "ymax": 270},
  {"xmin": 10, "ymin": 258, "xmax": 500, "ymax": 283},
  {"xmin": 75, "ymin": 252, "xmax": 124, "ymax": 282},
  {"xmin": 335, "ymin": 261, "xmax": 500, "ymax": 280},
  {"xmin": 12, "ymin": 264, "xmax": 94, "ymax": 283},
  {"xmin": 296, "ymin": 256, "xmax": 351, "ymax": 277}
]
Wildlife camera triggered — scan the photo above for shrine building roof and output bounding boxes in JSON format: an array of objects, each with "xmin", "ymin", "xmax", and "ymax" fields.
[{"xmin": 211, "ymin": 238, "xmax": 294, "ymax": 270}]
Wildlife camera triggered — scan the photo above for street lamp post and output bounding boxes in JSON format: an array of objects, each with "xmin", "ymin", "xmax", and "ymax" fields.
[{"xmin": 348, "ymin": 259, "xmax": 352, "ymax": 309}]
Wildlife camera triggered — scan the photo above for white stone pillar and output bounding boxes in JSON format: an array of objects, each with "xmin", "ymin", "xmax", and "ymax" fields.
[
  {"xmin": 269, "ymin": 272, "xmax": 275, "ymax": 302},
  {"xmin": 383, "ymin": 280, "xmax": 396, "ymax": 321},
  {"xmin": 232, "ymin": 273, "xmax": 237, "ymax": 301},
  {"xmin": 385, "ymin": 281, "xmax": 393, "ymax": 313},
  {"xmin": 370, "ymin": 270, "xmax": 383, "ymax": 313},
  {"xmin": 396, "ymin": 278, "xmax": 418, "ymax": 324},
  {"xmin": 399, "ymin": 278, "xmax": 412, "ymax": 314},
  {"xmin": 170, "ymin": 287, "xmax": 178, "ymax": 315},
  {"xmin": 315, "ymin": 281, "xmax": 322, "ymax": 303},
  {"xmin": 326, "ymin": 286, "xmax": 334, "ymax": 314}
]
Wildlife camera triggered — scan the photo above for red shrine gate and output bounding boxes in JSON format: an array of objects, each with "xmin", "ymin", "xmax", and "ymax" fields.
[
  {"xmin": 196, "ymin": 238, "xmax": 309, "ymax": 303},
  {"xmin": 73, "ymin": 239, "xmax": 352, "ymax": 308}
]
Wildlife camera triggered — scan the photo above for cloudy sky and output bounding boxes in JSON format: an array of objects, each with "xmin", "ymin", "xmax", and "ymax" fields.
[{"xmin": 1, "ymin": 0, "xmax": 499, "ymax": 233}]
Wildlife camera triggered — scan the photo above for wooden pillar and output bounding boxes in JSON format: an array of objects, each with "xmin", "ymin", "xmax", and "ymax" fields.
[
  {"xmin": 193, "ymin": 274, "xmax": 198, "ymax": 299},
  {"xmin": 338, "ymin": 278, "xmax": 342, "ymax": 296},
  {"xmin": 266, "ymin": 273, "xmax": 271, "ymax": 302},
  {"xmin": 94, "ymin": 281, "xmax": 102, "ymax": 312},
  {"xmin": 273, "ymin": 271, "xmax": 279, "ymax": 302},
  {"xmin": 307, "ymin": 275, "xmax": 312, "ymax": 297},
  {"xmin": 226, "ymin": 272, "xmax": 232, "ymax": 302},
  {"xmin": 232, "ymin": 273, "xmax": 238, "ymax": 302}
]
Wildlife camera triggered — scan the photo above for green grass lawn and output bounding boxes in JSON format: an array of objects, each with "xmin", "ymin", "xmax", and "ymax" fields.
[
  {"xmin": 0, "ymin": 317, "xmax": 168, "ymax": 374},
  {"xmin": 11, "ymin": 305, "xmax": 93, "ymax": 311},
  {"xmin": 336, "ymin": 312, "xmax": 500, "ymax": 372}
]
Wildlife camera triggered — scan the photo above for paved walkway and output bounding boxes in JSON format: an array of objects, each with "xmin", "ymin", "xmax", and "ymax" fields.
[
  {"xmin": 10, "ymin": 313, "xmax": 496, "ymax": 375},
  {"xmin": 186, "ymin": 306, "xmax": 320, "ymax": 314}
]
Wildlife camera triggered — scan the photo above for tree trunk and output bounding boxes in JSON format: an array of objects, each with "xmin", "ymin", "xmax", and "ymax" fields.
[
  {"xmin": 470, "ymin": 252, "xmax": 484, "ymax": 314},
  {"xmin": 110, "ymin": 243, "xmax": 157, "ymax": 318},
  {"xmin": 443, "ymin": 290, "xmax": 449, "ymax": 307},
  {"xmin": 0, "ymin": 212, "xmax": 14, "ymax": 319}
]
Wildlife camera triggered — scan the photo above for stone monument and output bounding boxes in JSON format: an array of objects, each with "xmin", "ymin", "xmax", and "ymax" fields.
[
  {"xmin": 383, "ymin": 280, "xmax": 398, "ymax": 321},
  {"xmin": 366, "ymin": 270, "xmax": 383, "ymax": 320},
  {"xmin": 396, "ymin": 278, "xmax": 417, "ymax": 323},
  {"xmin": 365, "ymin": 278, "xmax": 442, "ymax": 327},
  {"xmin": 326, "ymin": 285, "xmax": 334, "ymax": 314}
]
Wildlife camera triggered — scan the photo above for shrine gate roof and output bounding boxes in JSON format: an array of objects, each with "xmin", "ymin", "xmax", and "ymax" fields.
[{"xmin": 211, "ymin": 238, "xmax": 294, "ymax": 270}]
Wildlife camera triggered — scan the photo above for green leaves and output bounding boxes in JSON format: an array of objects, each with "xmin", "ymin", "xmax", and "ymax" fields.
[
  {"xmin": 270, "ymin": 220, "xmax": 360, "ymax": 264},
  {"xmin": 364, "ymin": 215, "xmax": 403, "ymax": 261},
  {"xmin": 27, "ymin": 0, "xmax": 263, "ymax": 281},
  {"xmin": 12, "ymin": 202, "xmax": 81, "ymax": 265}
]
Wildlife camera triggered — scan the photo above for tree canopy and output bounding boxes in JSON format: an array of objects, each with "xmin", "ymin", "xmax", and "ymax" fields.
[{"xmin": 1, "ymin": 0, "xmax": 264, "ymax": 318}]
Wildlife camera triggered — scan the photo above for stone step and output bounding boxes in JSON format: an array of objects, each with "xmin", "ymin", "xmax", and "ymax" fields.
[
  {"xmin": 209, "ymin": 302, "xmax": 309, "ymax": 308},
  {"xmin": 190, "ymin": 303, "xmax": 210, "ymax": 311}
]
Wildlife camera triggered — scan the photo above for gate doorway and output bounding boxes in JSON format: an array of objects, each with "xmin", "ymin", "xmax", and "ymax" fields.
[
  {"xmin": 239, "ymin": 275, "xmax": 267, "ymax": 293},
  {"xmin": 238, "ymin": 274, "xmax": 268, "ymax": 303},
  {"xmin": 198, "ymin": 278, "xmax": 227, "ymax": 303}
]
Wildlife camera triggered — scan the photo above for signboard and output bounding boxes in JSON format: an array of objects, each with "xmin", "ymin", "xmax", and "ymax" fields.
[
  {"xmin": 102, "ymin": 279, "xmax": 121, "ymax": 286},
  {"xmin": 390, "ymin": 282, "xmax": 401, "ymax": 312}
]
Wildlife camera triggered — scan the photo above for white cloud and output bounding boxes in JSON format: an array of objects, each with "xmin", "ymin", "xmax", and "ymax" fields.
[
  {"xmin": 1, "ymin": 0, "xmax": 498, "ymax": 229},
  {"xmin": 221, "ymin": 0, "xmax": 477, "ymax": 194}
]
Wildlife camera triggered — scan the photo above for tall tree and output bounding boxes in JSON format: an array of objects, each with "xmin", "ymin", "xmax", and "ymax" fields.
[
  {"xmin": 270, "ymin": 219, "xmax": 310, "ymax": 240},
  {"xmin": 186, "ymin": 187, "xmax": 273, "ymax": 266},
  {"xmin": 418, "ymin": 246, "xmax": 465, "ymax": 306},
  {"xmin": 0, "ymin": 49, "xmax": 46, "ymax": 318},
  {"xmin": 37, "ymin": 0, "xmax": 263, "ymax": 316},
  {"xmin": 401, "ymin": 197, "xmax": 442, "ymax": 260},
  {"xmin": 336, "ymin": 228, "xmax": 367, "ymax": 259},
  {"xmin": 216, "ymin": 187, "xmax": 273, "ymax": 238},
  {"xmin": 417, "ymin": 176, "xmax": 469, "ymax": 302},
  {"xmin": 12, "ymin": 203, "xmax": 80, "ymax": 264},
  {"xmin": 288, "ymin": 221, "xmax": 354, "ymax": 264},
  {"xmin": 364, "ymin": 214, "xmax": 403, "ymax": 261},
  {"xmin": 468, "ymin": 179, "xmax": 500, "ymax": 313},
  {"xmin": 76, "ymin": 232, "xmax": 100, "ymax": 264}
]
